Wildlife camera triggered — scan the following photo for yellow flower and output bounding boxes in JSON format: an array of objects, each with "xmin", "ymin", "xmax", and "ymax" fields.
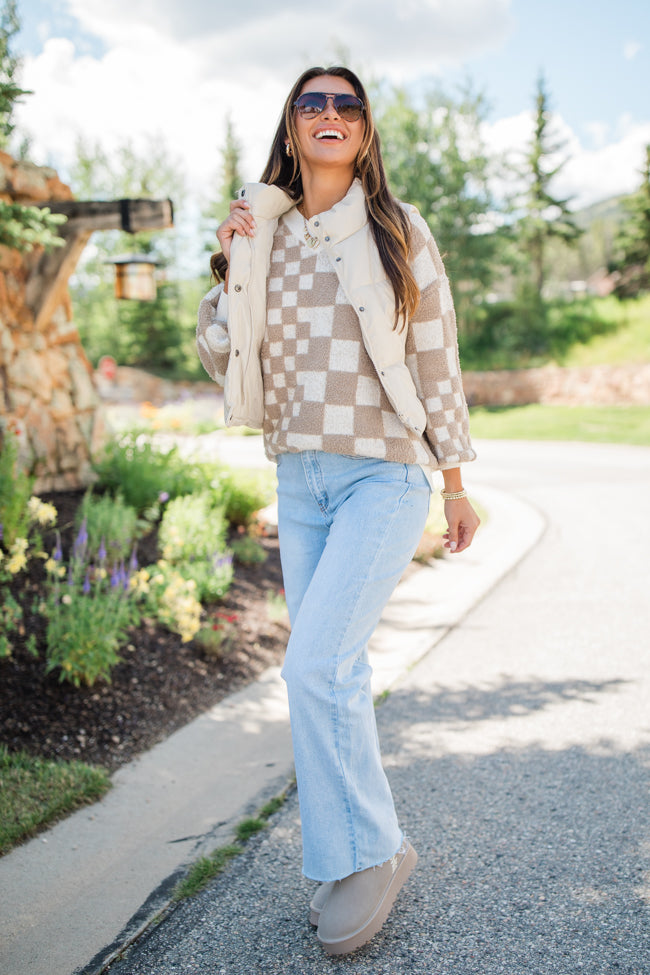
[
  {"xmin": 7, "ymin": 539, "xmax": 28, "ymax": 574},
  {"xmin": 28, "ymin": 496, "xmax": 58, "ymax": 526},
  {"xmin": 44, "ymin": 558, "xmax": 58, "ymax": 573},
  {"xmin": 62, "ymin": 593, "xmax": 72, "ymax": 605}
]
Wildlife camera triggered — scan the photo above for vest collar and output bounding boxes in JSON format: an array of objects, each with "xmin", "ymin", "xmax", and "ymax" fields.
[{"xmin": 239, "ymin": 178, "xmax": 367, "ymax": 244}]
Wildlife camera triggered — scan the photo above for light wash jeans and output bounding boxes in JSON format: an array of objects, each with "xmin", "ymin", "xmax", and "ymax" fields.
[{"xmin": 277, "ymin": 451, "xmax": 431, "ymax": 881}]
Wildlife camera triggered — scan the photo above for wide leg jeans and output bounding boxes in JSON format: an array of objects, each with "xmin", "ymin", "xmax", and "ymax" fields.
[{"xmin": 277, "ymin": 451, "xmax": 431, "ymax": 881}]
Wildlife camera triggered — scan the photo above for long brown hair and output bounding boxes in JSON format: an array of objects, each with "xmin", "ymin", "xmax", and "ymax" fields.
[
  {"xmin": 212, "ymin": 66, "xmax": 420, "ymax": 328},
  {"xmin": 260, "ymin": 65, "xmax": 420, "ymax": 329}
]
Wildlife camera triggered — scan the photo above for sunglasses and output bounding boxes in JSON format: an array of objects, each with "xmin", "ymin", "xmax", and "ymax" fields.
[{"xmin": 293, "ymin": 91, "xmax": 365, "ymax": 123}]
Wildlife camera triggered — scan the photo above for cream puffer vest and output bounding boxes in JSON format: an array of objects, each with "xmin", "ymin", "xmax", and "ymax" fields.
[{"xmin": 223, "ymin": 179, "xmax": 427, "ymax": 435}]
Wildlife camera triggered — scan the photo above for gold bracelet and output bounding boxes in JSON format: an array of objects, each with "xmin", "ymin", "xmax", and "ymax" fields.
[{"xmin": 441, "ymin": 489, "xmax": 467, "ymax": 501}]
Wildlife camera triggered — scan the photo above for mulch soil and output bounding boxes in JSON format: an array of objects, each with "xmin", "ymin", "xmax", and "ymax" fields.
[{"xmin": 0, "ymin": 490, "xmax": 289, "ymax": 773}]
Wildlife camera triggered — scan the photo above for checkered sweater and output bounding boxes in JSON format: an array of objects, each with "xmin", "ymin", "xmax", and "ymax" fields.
[{"xmin": 199, "ymin": 206, "xmax": 475, "ymax": 472}]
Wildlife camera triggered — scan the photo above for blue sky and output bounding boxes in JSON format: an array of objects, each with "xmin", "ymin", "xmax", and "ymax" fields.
[{"xmin": 14, "ymin": 0, "xmax": 650, "ymax": 217}]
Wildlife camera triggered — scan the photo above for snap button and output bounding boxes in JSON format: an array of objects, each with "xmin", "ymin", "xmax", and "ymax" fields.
[
  {"xmin": 324, "ymin": 235, "xmax": 330, "ymax": 242},
  {"xmin": 234, "ymin": 349, "xmax": 240, "ymax": 357},
  {"xmin": 234, "ymin": 284, "xmax": 242, "ymax": 292},
  {"xmin": 359, "ymin": 306, "xmax": 365, "ymax": 312},
  {"xmin": 314, "ymin": 220, "xmax": 320, "ymax": 227},
  {"xmin": 335, "ymin": 257, "xmax": 341, "ymax": 262}
]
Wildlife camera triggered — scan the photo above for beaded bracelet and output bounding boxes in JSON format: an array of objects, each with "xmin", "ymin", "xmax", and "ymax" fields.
[{"xmin": 440, "ymin": 489, "xmax": 467, "ymax": 501}]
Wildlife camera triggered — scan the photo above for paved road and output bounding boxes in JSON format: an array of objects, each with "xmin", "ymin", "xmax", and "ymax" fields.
[{"xmin": 106, "ymin": 439, "xmax": 650, "ymax": 975}]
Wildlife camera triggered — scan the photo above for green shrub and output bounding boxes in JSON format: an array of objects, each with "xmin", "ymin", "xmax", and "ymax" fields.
[
  {"xmin": 43, "ymin": 519, "xmax": 144, "ymax": 686},
  {"xmin": 158, "ymin": 493, "xmax": 227, "ymax": 563},
  {"xmin": 75, "ymin": 491, "xmax": 142, "ymax": 563},
  {"xmin": 208, "ymin": 468, "xmax": 275, "ymax": 527},
  {"xmin": 0, "ymin": 426, "xmax": 33, "ymax": 549},
  {"xmin": 176, "ymin": 551, "xmax": 234, "ymax": 603},
  {"xmin": 92, "ymin": 437, "xmax": 209, "ymax": 512},
  {"xmin": 143, "ymin": 562, "xmax": 203, "ymax": 643},
  {"xmin": 231, "ymin": 534, "xmax": 268, "ymax": 566}
]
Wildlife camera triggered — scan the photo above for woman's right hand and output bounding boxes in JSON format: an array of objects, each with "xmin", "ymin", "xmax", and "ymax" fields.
[{"xmin": 216, "ymin": 199, "xmax": 256, "ymax": 264}]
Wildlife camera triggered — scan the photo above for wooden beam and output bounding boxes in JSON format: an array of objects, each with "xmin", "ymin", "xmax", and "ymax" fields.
[
  {"xmin": 26, "ymin": 198, "xmax": 174, "ymax": 328},
  {"xmin": 37, "ymin": 198, "xmax": 174, "ymax": 233}
]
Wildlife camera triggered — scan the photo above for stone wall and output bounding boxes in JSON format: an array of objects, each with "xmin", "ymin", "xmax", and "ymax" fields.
[
  {"xmin": 463, "ymin": 362, "xmax": 650, "ymax": 407},
  {"xmin": 0, "ymin": 152, "xmax": 106, "ymax": 492}
]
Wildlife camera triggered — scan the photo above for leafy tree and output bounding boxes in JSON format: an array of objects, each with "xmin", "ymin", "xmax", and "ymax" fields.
[
  {"xmin": 0, "ymin": 0, "xmax": 65, "ymax": 252},
  {"xmin": 515, "ymin": 74, "xmax": 581, "ymax": 298},
  {"xmin": 612, "ymin": 144, "xmax": 650, "ymax": 297},
  {"xmin": 373, "ymin": 82, "xmax": 504, "ymax": 334}
]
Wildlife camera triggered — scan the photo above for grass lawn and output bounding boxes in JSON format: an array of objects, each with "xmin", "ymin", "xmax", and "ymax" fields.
[
  {"xmin": 558, "ymin": 295, "xmax": 650, "ymax": 368},
  {"xmin": 469, "ymin": 404, "xmax": 650, "ymax": 446},
  {"xmin": 0, "ymin": 746, "xmax": 111, "ymax": 855}
]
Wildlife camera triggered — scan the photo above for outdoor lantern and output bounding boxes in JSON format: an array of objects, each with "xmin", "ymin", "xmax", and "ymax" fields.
[{"xmin": 109, "ymin": 253, "xmax": 159, "ymax": 301}]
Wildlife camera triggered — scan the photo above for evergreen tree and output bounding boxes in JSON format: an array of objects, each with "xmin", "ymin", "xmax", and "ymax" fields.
[
  {"xmin": 0, "ymin": 0, "xmax": 26, "ymax": 149},
  {"xmin": 516, "ymin": 74, "xmax": 581, "ymax": 298},
  {"xmin": 612, "ymin": 144, "xmax": 650, "ymax": 297},
  {"xmin": 203, "ymin": 113, "xmax": 244, "ymax": 253}
]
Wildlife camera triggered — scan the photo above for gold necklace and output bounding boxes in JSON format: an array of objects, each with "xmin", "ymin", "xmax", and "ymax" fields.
[{"xmin": 302, "ymin": 215, "xmax": 319, "ymax": 249}]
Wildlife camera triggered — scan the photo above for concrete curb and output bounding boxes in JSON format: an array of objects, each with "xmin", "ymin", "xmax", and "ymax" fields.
[{"xmin": 0, "ymin": 483, "xmax": 545, "ymax": 975}]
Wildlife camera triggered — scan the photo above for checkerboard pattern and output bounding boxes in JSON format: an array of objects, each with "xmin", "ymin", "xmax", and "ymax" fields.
[{"xmin": 260, "ymin": 215, "xmax": 474, "ymax": 471}]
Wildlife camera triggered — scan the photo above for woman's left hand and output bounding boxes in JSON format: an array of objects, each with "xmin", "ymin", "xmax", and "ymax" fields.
[{"xmin": 443, "ymin": 498, "xmax": 480, "ymax": 554}]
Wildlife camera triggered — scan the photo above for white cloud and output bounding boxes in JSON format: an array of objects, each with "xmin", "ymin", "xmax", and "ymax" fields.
[
  {"xmin": 482, "ymin": 109, "xmax": 650, "ymax": 210},
  {"xmin": 623, "ymin": 40, "xmax": 641, "ymax": 61},
  {"xmin": 64, "ymin": 0, "xmax": 514, "ymax": 72},
  {"xmin": 14, "ymin": 0, "xmax": 649, "ymax": 277},
  {"xmin": 16, "ymin": 0, "xmax": 515, "ymax": 199}
]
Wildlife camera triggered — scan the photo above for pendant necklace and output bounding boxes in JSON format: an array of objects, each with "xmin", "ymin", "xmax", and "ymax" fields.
[{"xmin": 302, "ymin": 215, "xmax": 320, "ymax": 249}]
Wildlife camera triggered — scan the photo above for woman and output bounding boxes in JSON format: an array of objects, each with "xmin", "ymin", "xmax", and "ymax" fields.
[{"xmin": 197, "ymin": 65, "xmax": 479, "ymax": 955}]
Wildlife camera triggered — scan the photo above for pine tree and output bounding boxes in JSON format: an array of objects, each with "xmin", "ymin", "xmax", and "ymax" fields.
[
  {"xmin": 517, "ymin": 74, "xmax": 581, "ymax": 298},
  {"xmin": 0, "ymin": 0, "xmax": 26, "ymax": 149},
  {"xmin": 612, "ymin": 144, "xmax": 650, "ymax": 297},
  {"xmin": 204, "ymin": 113, "xmax": 244, "ymax": 235}
]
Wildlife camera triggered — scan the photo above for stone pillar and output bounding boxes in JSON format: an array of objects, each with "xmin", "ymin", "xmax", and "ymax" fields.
[{"xmin": 0, "ymin": 152, "xmax": 106, "ymax": 493}]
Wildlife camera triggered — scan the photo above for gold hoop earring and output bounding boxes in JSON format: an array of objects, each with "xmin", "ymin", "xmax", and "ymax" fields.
[{"xmin": 285, "ymin": 143, "xmax": 293, "ymax": 158}]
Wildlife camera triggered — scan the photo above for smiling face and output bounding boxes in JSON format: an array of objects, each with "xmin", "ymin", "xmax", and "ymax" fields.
[{"xmin": 291, "ymin": 74, "xmax": 366, "ymax": 178}]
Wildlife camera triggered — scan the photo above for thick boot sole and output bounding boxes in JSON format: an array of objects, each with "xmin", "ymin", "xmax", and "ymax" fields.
[{"xmin": 317, "ymin": 843, "xmax": 418, "ymax": 955}]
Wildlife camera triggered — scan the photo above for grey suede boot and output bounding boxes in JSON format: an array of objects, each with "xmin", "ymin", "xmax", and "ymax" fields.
[{"xmin": 316, "ymin": 839, "xmax": 417, "ymax": 955}]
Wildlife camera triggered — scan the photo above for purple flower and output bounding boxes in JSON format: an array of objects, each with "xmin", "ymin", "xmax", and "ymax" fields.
[
  {"xmin": 98, "ymin": 537, "xmax": 107, "ymax": 562},
  {"xmin": 110, "ymin": 565, "xmax": 120, "ymax": 589},
  {"xmin": 158, "ymin": 491, "xmax": 170, "ymax": 504},
  {"xmin": 213, "ymin": 553, "xmax": 233, "ymax": 569},
  {"xmin": 129, "ymin": 546, "xmax": 138, "ymax": 572},
  {"xmin": 0, "ymin": 522, "xmax": 3, "ymax": 541},
  {"xmin": 118, "ymin": 560, "xmax": 129, "ymax": 591},
  {"xmin": 83, "ymin": 572, "xmax": 91, "ymax": 595},
  {"xmin": 73, "ymin": 518, "xmax": 88, "ymax": 559},
  {"xmin": 53, "ymin": 532, "xmax": 63, "ymax": 562}
]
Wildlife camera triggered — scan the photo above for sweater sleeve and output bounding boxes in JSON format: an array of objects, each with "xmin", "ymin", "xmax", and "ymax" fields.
[
  {"xmin": 196, "ymin": 284, "xmax": 230, "ymax": 386},
  {"xmin": 405, "ymin": 212, "xmax": 476, "ymax": 469}
]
